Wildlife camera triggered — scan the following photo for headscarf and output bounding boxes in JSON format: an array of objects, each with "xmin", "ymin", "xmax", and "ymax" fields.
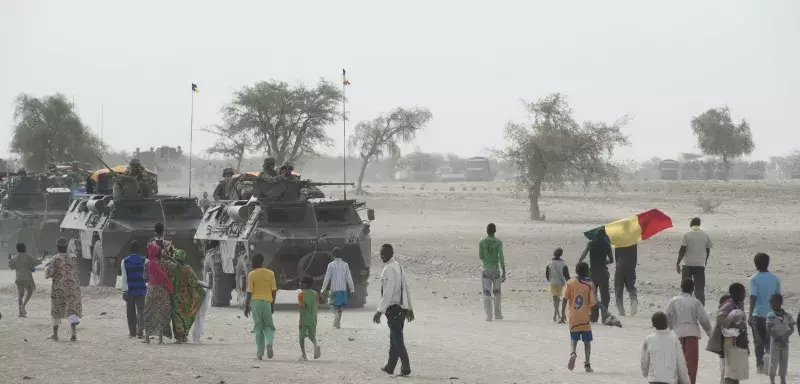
[
  {"xmin": 174, "ymin": 249, "xmax": 186, "ymax": 263},
  {"xmin": 146, "ymin": 243, "xmax": 172, "ymax": 293}
]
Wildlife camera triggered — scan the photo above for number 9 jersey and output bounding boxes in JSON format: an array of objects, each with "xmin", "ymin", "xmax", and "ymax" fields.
[{"xmin": 563, "ymin": 278, "xmax": 597, "ymax": 332}]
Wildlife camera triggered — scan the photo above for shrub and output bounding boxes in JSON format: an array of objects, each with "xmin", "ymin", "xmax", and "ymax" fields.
[{"xmin": 695, "ymin": 197, "xmax": 721, "ymax": 213}]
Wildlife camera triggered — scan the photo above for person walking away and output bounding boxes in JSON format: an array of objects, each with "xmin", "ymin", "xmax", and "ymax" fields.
[
  {"xmin": 121, "ymin": 241, "xmax": 147, "ymax": 338},
  {"xmin": 641, "ymin": 311, "xmax": 691, "ymax": 384},
  {"xmin": 665, "ymin": 279, "xmax": 712, "ymax": 384},
  {"xmin": 709, "ymin": 283, "xmax": 750, "ymax": 383},
  {"xmin": 614, "ymin": 243, "xmax": 639, "ymax": 316},
  {"xmin": 198, "ymin": 191, "xmax": 211, "ymax": 213},
  {"xmin": 142, "ymin": 243, "xmax": 175, "ymax": 344},
  {"xmin": 676, "ymin": 217, "xmax": 712, "ymax": 306},
  {"xmin": 298, "ymin": 275, "xmax": 321, "ymax": 360},
  {"xmin": 321, "ymin": 247, "xmax": 355, "ymax": 329},
  {"xmin": 44, "ymin": 237, "xmax": 82, "ymax": 341},
  {"xmin": 748, "ymin": 252, "xmax": 781, "ymax": 374},
  {"xmin": 545, "ymin": 247, "xmax": 570, "ymax": 323},
  {"xmin": 561, "ymin": 262, "xmax": 597, "ymax": 373},
  {"xmin": 479, "ymin": 223, "xmax": 505, "ymax": 321},
  {"xmin": 766, "ymin": 293, "xmax": 794, "ymax": 384},
  {"xmin": 9, "ymin": 243, "xmax": 41, "ymax": 317},
  {"xmin": 244, "ymin": 253, "xmax": 277, "ymax": 360},
  {"xmin": 171, "ymin": 249, "xmax": 206, "ymax": 343},
  {"xmin": 579, "ymin": 230, "xmax": 613, "ymax": 323},
  {"xmin": 373, "ymin": 244, "xmax": 414, "ymax": 377}
]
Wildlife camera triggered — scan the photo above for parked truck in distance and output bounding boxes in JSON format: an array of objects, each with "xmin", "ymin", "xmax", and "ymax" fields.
[{"xmin": 464, "ymin": 157, "xmax": 495, "ymax": 182}]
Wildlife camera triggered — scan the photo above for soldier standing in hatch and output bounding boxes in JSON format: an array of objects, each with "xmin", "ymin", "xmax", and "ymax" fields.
[
  {"xmin": 259, "ymin": 157, "xmax": 277, "ymax": 179},
  {"xmin": 213, "ymin": 167, "xmax": 234, "ymax": 200},
  {"xmin": 115, "ymin": 159, "xmax": 154, "ymax": 198}
]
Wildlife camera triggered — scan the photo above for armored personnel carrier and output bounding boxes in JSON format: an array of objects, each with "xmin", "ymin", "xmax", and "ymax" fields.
[
  {"xmin": 0, "ymin": 173, "xmax": 71, "ymax": 267},
  {"xmin": 195, "ymin": 174, "xmax": 374, "ymax": 308},
  {"xmin": 60, "ymin": 165, "xmax": 203, "ymax": 287}
]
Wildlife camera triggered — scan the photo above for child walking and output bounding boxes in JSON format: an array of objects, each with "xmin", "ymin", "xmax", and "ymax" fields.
[
  {"xmin": 641, "ymin": 311, "xmax": 691, "ymax": 384},
  {"xmin": 545, "ymin": 247, "xmax": 570, "ymax": 323},
  {"xmin": 561, "ymin": 262, "xmax": 597, "ymax": 372},
  {"xmin": 766, "ymin": 293, "xmax": 794, "ymax": 384},
  {"xmin": 298, "ymin": 275, "xmax": 321, "ymax": 360}
]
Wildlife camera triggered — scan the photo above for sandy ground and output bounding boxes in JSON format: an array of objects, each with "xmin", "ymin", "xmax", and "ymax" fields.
[{"xmin": 2, "ymin": 180, "xmax": 800, "ymax": 383}]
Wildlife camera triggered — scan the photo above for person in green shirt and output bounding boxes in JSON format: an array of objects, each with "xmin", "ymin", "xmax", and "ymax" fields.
[
  {"xmin": 298, "ymin": 275, "xmax": 321, "ymax": 360},
  {"xmin": 479, "ymin": 223, "xmax": 506, "ymax": 321}
]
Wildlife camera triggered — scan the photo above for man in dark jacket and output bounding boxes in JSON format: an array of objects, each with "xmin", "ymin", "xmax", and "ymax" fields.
[
  {"xmin": 614, "ymin": 244, "xmax": 638, "ymax": 316},
  {"xmin": 579, "ymin": 230, "xmax": 613, "ymax": 323}
]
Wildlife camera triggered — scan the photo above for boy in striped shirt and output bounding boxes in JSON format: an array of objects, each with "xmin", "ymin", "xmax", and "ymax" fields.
[{"xmin": 321, "ymin": 247, "xmax": 355, "ymax": 328}]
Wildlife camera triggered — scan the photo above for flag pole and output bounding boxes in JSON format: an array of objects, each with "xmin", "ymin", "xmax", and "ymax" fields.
[
  {"xmin": 342, "ymin": 69, "xmax": 347, "ymax": 200},
  {"xmin": 189, "ymin": 89, "xmax": 194, "ymax": 198}
]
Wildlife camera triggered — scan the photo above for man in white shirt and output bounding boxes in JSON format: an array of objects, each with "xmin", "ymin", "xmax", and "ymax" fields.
[
  {"xmin": 373, "ymin": 244, "xmax": 414, "ymax": 377},
  {"xmin": 641, "ymin": 311, "xmax": 691, "ymax": 384},
  {"xmin": 676, "ymin": 217, "xmax": 712, "ymax": 305},
  {"xmin": 321, "ymin": 247, "xmax": 355, "ymax": 329},
  {"xmin": 665, "ymin": 279, "xmax": 712, "ymax": 384}
]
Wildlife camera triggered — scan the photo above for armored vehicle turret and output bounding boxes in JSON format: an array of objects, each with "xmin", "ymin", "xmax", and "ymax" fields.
[
  {"xmin": 60, "ymin": 165, "xmax": 202, "ymax": 287},
  {"xmin": 195, "ymin": 175, "xmax": 374, "ymax": 308},
  {"xmin": 0, "ymin": 173, "xmax": 71, "ymax": 267}
]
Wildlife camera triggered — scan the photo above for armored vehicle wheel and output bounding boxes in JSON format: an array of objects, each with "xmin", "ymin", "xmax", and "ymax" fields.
[
  {"xmin": 68, "ymin": 238, "xmax": 91, "ymax": 287},
  {"xmin": 350, "ymin": 281, "xmax": 368, "ymax": 308},
  {"xmin": 90, "ymin": 241, "xmax": 117, "ymax": 287},
  {"xmin": 203, "ymin": 253, "xmax": 232, "ymax": 307},
  {"xmin": 235, "ymin": 255, "xmax": 250, "ymax": 310}
]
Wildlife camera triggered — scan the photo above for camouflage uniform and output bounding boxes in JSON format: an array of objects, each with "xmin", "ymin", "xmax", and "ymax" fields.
[
  {"xmin": 259, "ymin": 157, "xmax": 277, "ymax": 179},
  {"xmin": 213, "ymin": 167, "xmax": 235, "ymax": 201},
  {"xmin": 114, "ymin": 159, "xmax": 155, "ymax": 198},
  {"xmin": 278, "ymin": 162, "xmax": 299, "ymax": 181}
]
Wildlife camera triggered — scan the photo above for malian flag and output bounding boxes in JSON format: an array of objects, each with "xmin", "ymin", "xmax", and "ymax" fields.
[
  {"xmin": 584, "ymin": 209, "xmax": 673, "ymax": 248},
  {"xmin": 342, "ymin": 69, "xmax": 350, "ymax": 86}
]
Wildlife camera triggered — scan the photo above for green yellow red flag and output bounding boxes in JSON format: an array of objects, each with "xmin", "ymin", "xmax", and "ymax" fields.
[{"xmin": 584, "ymin": 209, "xmax": 673, "ymax": 248}]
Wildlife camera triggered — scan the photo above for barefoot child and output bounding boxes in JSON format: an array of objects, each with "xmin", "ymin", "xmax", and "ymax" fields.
[
  {"xmin": 545, "ymin": 248, "xmax": 570, "ymax": 323},
  {"xmin": 641, "ymin": 311, "xmax": 691, "ymax": 384},
  {"xmin": 298, "ymin": 275, "xmax": 321, "ymax": 360},
  {"xmin": 766, "ymin": 293, "xmax": 794, "ymax": 384},
  {"xmin": 561, "ymin": 262, "xmax": 597, "ymax": 372}
]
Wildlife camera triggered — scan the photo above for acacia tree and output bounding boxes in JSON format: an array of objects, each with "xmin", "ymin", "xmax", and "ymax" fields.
[
  {"xmin": 691, "ymin": 107, "xmax": 754, "ymax": 181},
  {"xmin": 222, "ymin": 79, "xmax": 341, "ymax": 166},
  {"xmin": 348, "ymin": 107, "xmax": 432, "ymax": 193},
  {"xmin": 204, "ymin": 118, "xmax": 252, "ymax": 172},
  {"xmin": 498, "ymin": 93, "xmax": 629, "ymax": 220},
  {"xmin": 10, "ymin": 93, "xmax": 105, "ymax": 171}
]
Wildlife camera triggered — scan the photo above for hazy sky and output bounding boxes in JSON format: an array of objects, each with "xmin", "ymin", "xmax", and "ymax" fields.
[{"xmin": 2, "ymin": 0, "xmax": 798, "ymax": 163}]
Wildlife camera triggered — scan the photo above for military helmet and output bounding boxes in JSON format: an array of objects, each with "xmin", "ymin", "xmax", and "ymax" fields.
[
  {"xmin": 129, "ymin": 158, "xmax": 142, "ymax": 167},
  {"xmin": 222, "ymin": 167, "xmax": 234, "ymax": 176},
  {"xmin": 17, "ymin": 168, "xmax": 26, "ymax": 176},
  {"xmin": 263, "ymin": 157, "xmax": 276, "ymax": 167}
]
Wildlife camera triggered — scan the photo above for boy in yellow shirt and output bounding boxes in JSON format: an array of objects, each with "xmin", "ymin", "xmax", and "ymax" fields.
[{"xmin": 244, "ymin": 253, "xmax": 278, "ymax": 360}]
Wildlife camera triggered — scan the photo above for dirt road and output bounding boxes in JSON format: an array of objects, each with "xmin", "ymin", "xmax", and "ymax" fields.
[{"xmin": 1, "ymin": 181, "xmax": 798, "ymax": 383}]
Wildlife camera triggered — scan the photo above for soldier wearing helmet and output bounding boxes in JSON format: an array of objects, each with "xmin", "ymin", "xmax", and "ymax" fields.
[
  {"xmin": 259, "ymin": 157, "xmax": 277, "ymax": 179},
  {"xmin": 115, "ymin": 158, "xmax": 155, "ymax": 199},
  {"xmin": 278, "ymin": 162, "xmax": 298, "ymax": 180},
  {"xmin": 213, "ymin": 167, "xmax": 235, "ymax": 201}
]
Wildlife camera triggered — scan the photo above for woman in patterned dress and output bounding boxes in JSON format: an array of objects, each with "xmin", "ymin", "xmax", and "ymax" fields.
[
  {"xmin": 44, "ymin": 237, "xmax": 83, "ymax": 341},
  {"xmin": 143, "ymin": 242, "xmax": 175, "ymax": 344},
  {"xmin": 171, "ymin": 249, "xmax": 206, "ymax": 343}
]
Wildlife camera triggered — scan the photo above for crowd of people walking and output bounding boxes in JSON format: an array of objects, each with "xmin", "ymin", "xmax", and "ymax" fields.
[{"xmin": 8, "ymin": 214, "xmax": 800, "ymax": 382}]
